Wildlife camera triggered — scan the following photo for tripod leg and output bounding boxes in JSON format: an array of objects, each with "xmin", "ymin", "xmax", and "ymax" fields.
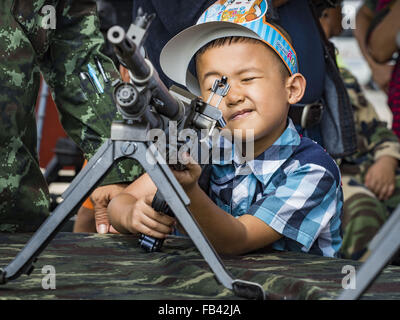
[
  {"xmin": 0, "ymin": 140, "xmax": 116, "ymax": 283},
  {"xmin": 1, "ymin": 138, "xmax": 267, "ymax": 299},
  {"xmin": 337, "ymin": 204, "xmax": 400, "ymax": 300},
  {"xmin": 130, "ymin": 142, "xmax": 266, "ymax": 300}
]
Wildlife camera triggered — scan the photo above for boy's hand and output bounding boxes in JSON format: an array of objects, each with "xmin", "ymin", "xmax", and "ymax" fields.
[
  {"xmin": 91, "ymin": 184, "xmax": 128, "ymax": 234},
  {"xmin": 124, "ymin": 195, "xmax": 176, "ymax": 238},
  {"xmin": 365, "ymin": 156, "xmax": 398, "ymax": 201},
  {"xmin": 171, "ymin": 152, "xmax": 202, "ymax": 193}
]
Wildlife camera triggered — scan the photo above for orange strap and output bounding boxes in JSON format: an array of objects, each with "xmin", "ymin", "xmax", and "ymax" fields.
[{"xmin": 81, "ymin": 159, "xmax": 94, "ymax": 210}]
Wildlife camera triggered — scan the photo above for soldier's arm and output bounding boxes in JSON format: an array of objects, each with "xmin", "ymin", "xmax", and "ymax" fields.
[
  {"xmin": 359, "ymin": 102, "xmax": 400, "ymax": 164},
  {"xmin": 38, "ymin": 0, "xmax": 143, "ymax": 186},
  {"xmin": 340, "ymin": 68, "xmax": 400, "ymax": 163}
]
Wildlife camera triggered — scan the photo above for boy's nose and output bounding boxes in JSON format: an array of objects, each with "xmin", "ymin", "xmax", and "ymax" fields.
[{"xmin": 224, "ymin": 86, "xmax": 245, "ymax": 107}]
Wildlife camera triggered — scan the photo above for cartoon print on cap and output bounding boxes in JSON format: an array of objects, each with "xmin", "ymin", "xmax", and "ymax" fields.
[{"xmin": 201, "ymin": 0, "xmax": 268, "ymax": 25}]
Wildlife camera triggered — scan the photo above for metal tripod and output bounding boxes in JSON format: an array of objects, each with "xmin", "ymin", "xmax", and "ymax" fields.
[{"xmin": 0, "ymin": 115, "xmax": 266, "ymax": 299}]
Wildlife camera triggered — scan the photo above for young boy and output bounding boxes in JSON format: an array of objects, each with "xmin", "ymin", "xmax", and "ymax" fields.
[{"xmin": 108, "ymin": 0, "xmax": 343, "ymax": 257}]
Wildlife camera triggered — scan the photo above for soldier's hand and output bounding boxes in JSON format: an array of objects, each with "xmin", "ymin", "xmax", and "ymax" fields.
[
  {"xmin": 91, "ymin": 184, "xmax": 128, "ymax": 234},
  {"xmin": 365, "ymin": 156, "xmax": 398, "ymax": 201},
  {"xmin": 125, "ymin": 195, "xmax": 176, "ymax": 238}
]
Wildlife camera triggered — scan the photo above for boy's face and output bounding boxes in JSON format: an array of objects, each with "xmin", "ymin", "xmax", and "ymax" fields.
[{"xmin": 196, "ymin": 40, "xmax": 303, "ymax": 154}]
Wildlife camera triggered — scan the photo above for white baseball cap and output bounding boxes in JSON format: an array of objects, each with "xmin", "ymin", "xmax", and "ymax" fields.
[{"xmin": 160, "ymin": 0, "xmax": 298, "ymax": 96}]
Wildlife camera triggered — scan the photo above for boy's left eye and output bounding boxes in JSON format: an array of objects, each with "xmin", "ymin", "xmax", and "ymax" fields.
[{"xmin": 242, "ymin": 77, "xmax": 256, "ymax": 82}]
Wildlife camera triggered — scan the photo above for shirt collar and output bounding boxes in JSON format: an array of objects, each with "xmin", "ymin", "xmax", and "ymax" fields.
[{"xmin": 211, "ymin": 118, "xmax": 301, "ymax": 185}]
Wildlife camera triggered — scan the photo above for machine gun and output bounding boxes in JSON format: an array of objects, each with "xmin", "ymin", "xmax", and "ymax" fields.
[{"xmin": 0, "ymin": 9, "xmax": 266, "ymax": 300}]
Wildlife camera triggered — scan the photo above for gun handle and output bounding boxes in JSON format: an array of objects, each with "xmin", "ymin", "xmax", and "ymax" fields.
[{"xmin": 138, "ymin": 190, "xmax": 174, "ymax": 252}]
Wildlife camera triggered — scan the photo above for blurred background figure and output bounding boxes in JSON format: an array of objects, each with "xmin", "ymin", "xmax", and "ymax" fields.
[
  {"xmin": 320, "ymin": 4, "xmax": 400, "ymax": 262},
  {"xmin": 367, "ymin": 0, "xmax": 400, "ymax": 139},
  {"xmin": 354, "ymin": 0, "xmax": 395, "ymax": 93},
  {"xmin": 354, "ymin": 0, "xmax": 399, "ymax": 139}
]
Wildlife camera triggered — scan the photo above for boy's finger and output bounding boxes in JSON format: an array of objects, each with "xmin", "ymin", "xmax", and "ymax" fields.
[
  {"xmin": 141, "ymin": 202, "xmax": 176, "ymax": 226},
  {"xmin": 140, "ymin": 214, "xmax": 174, "ymax": 235},
  {"xmin": 109, "ymin": 225, "xmax": 120, "ymax": 234},
  {"xmin": 180, "ymin": 152, "xmax": 202, "ymax": 175},
  {"xmin": 93, "ymin": 206, "xmax": 110, "ymax": 234},
  {"xmin": 139, "ymin": 224, "xmax": 169, "ymax": 239},
  {"xmin": 144, "ymin": 194, "xmax": 155, "ymax": 205},
  {"xmin": 180, "ymin": 152, "xmax": 198, "ymax": 166}
]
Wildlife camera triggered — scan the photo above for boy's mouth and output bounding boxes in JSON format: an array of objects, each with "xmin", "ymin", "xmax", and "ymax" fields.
[{"xmin": 230, "ymin": 109, "xmax": 254, "ymax": 121}]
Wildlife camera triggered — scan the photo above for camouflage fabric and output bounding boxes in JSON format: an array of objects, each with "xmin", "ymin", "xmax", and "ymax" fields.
[
  {"xmin": 1, "ymin": 232, "xmax": 400, "ymax": 300},
  {"xmin": 0, "ymin": 0, "xmax": 144, "ymax": 233},
  {"xmin": 338, "ymin": 67, "xmax": 400, "ymax": 260}
]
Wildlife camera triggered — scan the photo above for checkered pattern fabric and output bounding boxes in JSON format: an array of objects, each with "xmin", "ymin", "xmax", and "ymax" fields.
[{"xmin": 207, "ymin": 119, "xmax": 343, "ymax": 257}]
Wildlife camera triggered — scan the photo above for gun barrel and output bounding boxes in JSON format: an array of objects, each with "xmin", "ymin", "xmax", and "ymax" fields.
[{"xmin": 113, "ymin": 37, "xmax": 184, "ymax": 121}]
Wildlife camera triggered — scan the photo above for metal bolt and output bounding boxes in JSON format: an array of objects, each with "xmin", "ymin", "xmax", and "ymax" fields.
[{"xmin": 121, "ymin": 142, "xmax": 137, "ymax": 155}]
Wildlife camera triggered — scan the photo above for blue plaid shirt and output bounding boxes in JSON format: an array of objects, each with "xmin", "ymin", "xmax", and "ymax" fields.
[{"xmin": 206, "ymin": 119, "xmax": 343, "ymax": 257}]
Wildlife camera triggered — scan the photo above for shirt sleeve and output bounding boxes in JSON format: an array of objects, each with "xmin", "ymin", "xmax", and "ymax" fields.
[
  {"xmin": 247, "ymin": 164, "xmax": 342, "ymax": 250},
  {"xmin": 38, "ymin": 0, "xmax": 143, "ymax": 185}
]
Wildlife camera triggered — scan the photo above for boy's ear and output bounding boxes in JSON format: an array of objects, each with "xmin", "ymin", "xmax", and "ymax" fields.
[{"xmin": 286, "ymin": 73, "xmax": 306, "ymax": 105}]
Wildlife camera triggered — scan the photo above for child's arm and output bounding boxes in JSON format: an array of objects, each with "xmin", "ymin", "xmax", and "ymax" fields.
[
  {"xmin": 108, "ymin": 173, "xmax": 176, "ymax": 237},
  {"xmin": 173, "ymin": 154, "xmax": 282, "ymax": 255},
  {"xmin": 108, "ymin": 156, "xmax": 281, "ymax": 254},
  {"xmin": 185, "ymin": 181, "xmax": 283, "ymax": 255},
  {"xmin": 173, "ymin": 153, "xmax": 342, "ymax": 257}
]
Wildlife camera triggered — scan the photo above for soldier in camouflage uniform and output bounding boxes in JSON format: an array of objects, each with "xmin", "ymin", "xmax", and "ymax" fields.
[
  {"xmin": 320, "ymin": 7, "xmax": 400, "ymax": 260},
  {"xmin": 338, "ymin": 67, "xmax": 400, "ymax": 260},
  {"xmin": 0, "ymin": 0, "xmax": 143, "ymax": 233}
]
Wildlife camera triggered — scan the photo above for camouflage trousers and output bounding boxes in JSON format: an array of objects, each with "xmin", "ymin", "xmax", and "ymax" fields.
[
  {"xmin": 0, "ymin": 6, "xmax": 49, "ymax": 232},
  {"xmin": 340, "ymin": 172, "xmax": 400, "ymax": 260},
  {"xmin": 0, "ymin": 68, "xmax": 50, "ymax": 233}
]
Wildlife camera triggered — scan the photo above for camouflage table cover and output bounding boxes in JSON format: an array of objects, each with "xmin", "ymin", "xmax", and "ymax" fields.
[{"xmin": 1, "ymin": 232, "xmax": 400, "ymax": 300}]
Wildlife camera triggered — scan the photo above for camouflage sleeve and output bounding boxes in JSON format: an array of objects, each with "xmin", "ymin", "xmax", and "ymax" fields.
[
  {"xmin": 340, "ymin": 67, "xmax": 400, "ymax": 163},
  {"xmin": 38, "ymin": 0, "xmax": 143, "ymax": 185}
]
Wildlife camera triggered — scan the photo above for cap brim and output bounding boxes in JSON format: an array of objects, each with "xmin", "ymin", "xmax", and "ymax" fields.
[{"xmin": 160, "ymin": 21, "xmax": 261, "ymax": 97}]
